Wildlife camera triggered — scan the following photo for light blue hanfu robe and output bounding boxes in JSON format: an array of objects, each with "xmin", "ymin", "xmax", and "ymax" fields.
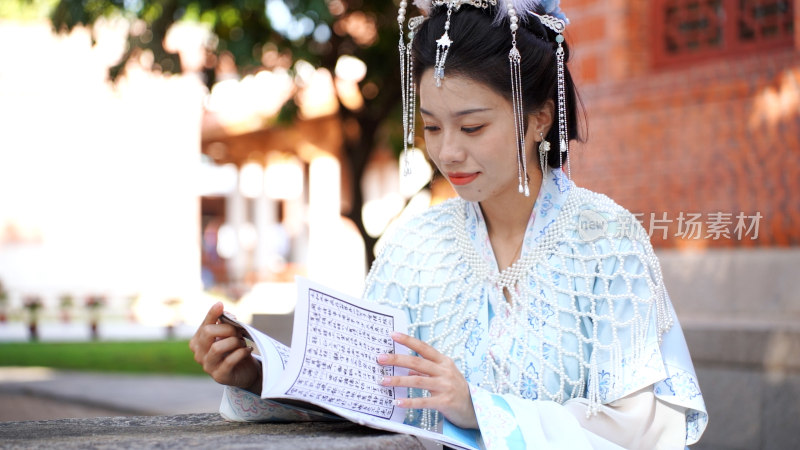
[
  {"xmin": 363, "ymin": 168, "xmax": 707, "ymax": 448},
  {"xmin": 219, "ymin": 169, "xmax": 707, "ymax": 449}
]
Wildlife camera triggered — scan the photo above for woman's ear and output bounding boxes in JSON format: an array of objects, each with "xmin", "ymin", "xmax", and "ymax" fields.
[{"xmin": 527, "ymin": 99, "xmax": 555, "ymax": 139}]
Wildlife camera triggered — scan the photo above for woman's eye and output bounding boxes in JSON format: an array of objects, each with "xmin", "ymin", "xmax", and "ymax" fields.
[
  {"xmin": 461, "ymin": 125, "xmax": 484, "ymax": 133},
  {"xmin": 423, "ymin": 125, "xmax": 440, "ymax": 132}
]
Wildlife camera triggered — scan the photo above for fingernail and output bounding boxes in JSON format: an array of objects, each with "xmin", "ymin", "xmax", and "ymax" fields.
[
  {"xmin": 391, "ymin": 332, "xmax": 403, "ymax": 340},
  {"xmin": 380, "ymin": 376, "xmax": 390, "ymax": 385},
  {"xmin": 393, "ymin": 399, "xmax": 404, "ymax": 407},
  {"xmin": 377, "ymin": 354, "xmax": 389, "ymax": 363}
]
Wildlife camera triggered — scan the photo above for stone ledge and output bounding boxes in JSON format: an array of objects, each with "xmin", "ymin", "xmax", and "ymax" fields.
[
  {"xmin": 684, "ymin": 323, "xmax": 800, "ymax": 372},
  {"xmin": 658, "ymin": 248, "xmax": 800, "ymax": 319},
  {"xmin": 0, "ymin": 413, "xmax": 426, "ymax": 450}
]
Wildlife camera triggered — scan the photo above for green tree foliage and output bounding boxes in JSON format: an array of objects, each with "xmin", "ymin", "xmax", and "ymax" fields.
[
  {"xmin": 0, "ymin": 0, "xmax": 59, "ymax": 21},
  {"xmin": 50, "ymin": 0, "xmax": 405, "ymax": 264}
]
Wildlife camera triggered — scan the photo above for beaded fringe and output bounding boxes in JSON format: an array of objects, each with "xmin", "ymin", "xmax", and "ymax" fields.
[{"xmin": 365, "ymin": 188, "xmax": 675, "ymax": 421}]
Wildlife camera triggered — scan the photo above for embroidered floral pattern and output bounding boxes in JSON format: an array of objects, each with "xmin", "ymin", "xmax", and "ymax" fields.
[
  {"xmin": 685, "ymin": 410, "xmax": 708, "ymax": 444},
  {"xmin": 462, "ymin": 318, "xmax": 482, "ymax": 355},
  {"xmin": 552, "ymin": 170, "xmax": 572, "ymax": 193},
  {"xmin": 597, "ymin": 370, "xmax": 611, "ymax": 399},
  {"xmin": 532, "ymin": 218, "xmax": 555, "ymax": 244},
  {"xmin": 539, "ymin": 192, "xmax": 554, "ymax": 217},
  {"xmin": 609, "ymin": 347, "xmax": 667, "ymax": 398},
  {"xmin": 661, "ymin": 371, "xmax": 703, "ymax": 400},
  {"xmin": 521, "ymin": 363, "xmax": 540, "ymax": 399},
  {"xmin": 471, "ymin": 387, "xmax": 519, "ymax": 450},
  {"xmin": 542, "ymin": 343, "xmax": 555, "ymax": 361},
  {"xmin": 526, "ymin": 296, "xmax": 555, "ymax": 330}
]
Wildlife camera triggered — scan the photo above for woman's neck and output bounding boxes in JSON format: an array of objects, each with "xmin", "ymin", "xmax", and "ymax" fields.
[
  {"xmin": 480, "ymin": 195, "xmax": 535, "ymax": 237},
  {"xmin": 479, "ymin": 171, "xmax": 543, "ymax": 270},
  {"xmin": 481, "ymin": 171, "xmax": 542, "ymax": 233}
]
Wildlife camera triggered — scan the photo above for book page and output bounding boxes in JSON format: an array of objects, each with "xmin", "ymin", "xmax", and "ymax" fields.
[
  {"xmin": 219, "ymin": 312, "xmax": 290, "ymax": 393},
  {"xmin": 258, "ymin": 277, "xmax": 480, "ymax": 450},
  {"xmin": 265, "ymin": 277, "xmax": 410, "ymax": 423}
]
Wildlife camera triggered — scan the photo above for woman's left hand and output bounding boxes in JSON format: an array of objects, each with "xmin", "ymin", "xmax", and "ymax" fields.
[{"xmin": 378, "ymin": 332, "xmax": 478, "ymax": 429}]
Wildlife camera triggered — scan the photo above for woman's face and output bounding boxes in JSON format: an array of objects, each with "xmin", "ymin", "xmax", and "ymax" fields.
[{"xmin": 419, "ymin": 69, "xmax": 540, "ymax": 205}]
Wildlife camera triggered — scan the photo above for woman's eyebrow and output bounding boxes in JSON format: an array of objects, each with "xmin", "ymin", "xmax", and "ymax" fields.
[{"xmin": 419, "ymin": 107, "xmax": 491, "ymax": 117}]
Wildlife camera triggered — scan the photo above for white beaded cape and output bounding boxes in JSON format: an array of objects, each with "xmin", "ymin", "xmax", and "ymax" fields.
[
  {"xmin": 216, "ymin": 169, "xmax": 708, "ymax": 446},
  {"xmin": 363, "ymin": 169, "xmax": 708, "ymax": 444}
]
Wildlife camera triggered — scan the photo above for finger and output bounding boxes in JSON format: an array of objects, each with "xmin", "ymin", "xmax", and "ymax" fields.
[
  {"xmin": 190, "ymin": 328, "xmax": 214, "ymax": 362},
  {"xmin": 393, "ymin": 395, "xmax": 438, "ymax": 410},
  {"xmin": 190, "ymin": 337, "xmax": 207, "ymax": 364},
  {"xmin": 192, "ymin": 322, "xmax": 244, "ymax": 365},
  {"xmin": 212, "ymin": 346, "xmax": 255, "ymax": 384},
  {"xmin": 378, "ymin": 353, "xmax": 440, "ymax": 376},
  {"xmin": 204, "ymin": 323, "xmax": 242, "ymax": 339},
  {"xmin": 204, "ymin": 335, "xmax": 247, "ymax": 372},
  {"xmin": 391, "ymin": 332, "xmax": 444, "ymax": 363},
  {"xmin": 381, "ymin": 374, "xmax": 441, "ymax": 391},
  {"xmin": 201, "ymin": 302, "xmax": 225, "ymax": 326}
]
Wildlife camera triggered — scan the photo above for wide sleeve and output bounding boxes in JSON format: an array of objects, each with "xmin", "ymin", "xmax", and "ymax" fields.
[
  {"xmin": 652, "ymin": 296, "xmax": 708, "ymax": 444},
  {"xmin": 467, "ymin": 383, "xmax": 688, "ymax": 449},
  {"xmin": 461, "ymin": 231, "xmax": 707, "ymax": 448},
  {"xmin": 581, "ymin": 234, "xmax": 708, "ymax": 445}
]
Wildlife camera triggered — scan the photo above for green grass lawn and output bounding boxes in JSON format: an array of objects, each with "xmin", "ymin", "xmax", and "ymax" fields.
[{"xmin": 0, "ymin": 340, "xmax": 206, "ymax": 375}]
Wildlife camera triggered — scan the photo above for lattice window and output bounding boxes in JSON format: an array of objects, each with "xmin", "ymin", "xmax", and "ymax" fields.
[{"xmin": 653, "ymin": 0, "xmax": 795, "ymax": 66}]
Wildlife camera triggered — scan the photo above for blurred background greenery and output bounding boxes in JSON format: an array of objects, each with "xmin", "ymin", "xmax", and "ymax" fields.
[{"xmin": 0, "ymin": 340, "xmax": 204, "ymax": 374}]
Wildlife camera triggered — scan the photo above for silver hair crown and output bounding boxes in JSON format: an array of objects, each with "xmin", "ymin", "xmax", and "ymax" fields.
[{"xmin": 432, "ymin": 1, "xmax": 497, "ymax": 87}]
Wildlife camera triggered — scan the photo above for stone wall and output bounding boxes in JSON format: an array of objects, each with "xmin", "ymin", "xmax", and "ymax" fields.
[{"xmin": 660, "ymin": 248, "xmax": 800, "ymax": 449}]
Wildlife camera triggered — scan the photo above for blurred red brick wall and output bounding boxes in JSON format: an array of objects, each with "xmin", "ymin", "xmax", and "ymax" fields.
[{"xmin": 563, "ymin": 0, "xmax": 800, "ymax": 248}]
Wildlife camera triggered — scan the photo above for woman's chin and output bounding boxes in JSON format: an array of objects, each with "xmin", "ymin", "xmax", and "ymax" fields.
[{"xmin": 448, "ymin": 184, "xmax": 480, "ymax": 202}]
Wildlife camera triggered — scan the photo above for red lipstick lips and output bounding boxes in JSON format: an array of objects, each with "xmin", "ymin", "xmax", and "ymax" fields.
[{"xmin": 448, "ymin": 172, "xmax": 479, "ymax": 186}]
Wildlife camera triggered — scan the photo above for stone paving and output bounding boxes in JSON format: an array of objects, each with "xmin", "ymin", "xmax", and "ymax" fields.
[{"xmin": 0, "ymin": 367, "xmax": 223, "ymax": 422}]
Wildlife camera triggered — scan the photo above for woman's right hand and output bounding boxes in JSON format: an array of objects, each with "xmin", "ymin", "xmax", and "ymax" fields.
[{"xmin": 189, "ymin": 302, "xmax": 262, "ymax": 394}]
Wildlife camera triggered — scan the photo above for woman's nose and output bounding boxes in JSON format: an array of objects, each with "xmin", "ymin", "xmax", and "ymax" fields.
[{"xmin": 437, "ymin": 133, "xmax": 465, "ymax": 164}]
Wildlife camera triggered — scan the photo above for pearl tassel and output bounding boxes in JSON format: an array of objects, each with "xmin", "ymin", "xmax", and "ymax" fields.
[
  {"xmin": 364, "ymin": 188, "xmax": 675, "ymax": 419},
  {"xmin": 508, "ymin": 3, "xmax": 529, "ymax": 197}
]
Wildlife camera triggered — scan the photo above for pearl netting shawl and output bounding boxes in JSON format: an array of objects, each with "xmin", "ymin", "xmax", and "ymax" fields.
[{"xmin": 364, "ymin": 187, "xmax": 674, "ymax": 422}]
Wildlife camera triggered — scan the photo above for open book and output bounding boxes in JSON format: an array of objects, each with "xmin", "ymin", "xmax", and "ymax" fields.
[{"xmin": 220, "ymin": 277, "xmax": 480, "ymax": 450}]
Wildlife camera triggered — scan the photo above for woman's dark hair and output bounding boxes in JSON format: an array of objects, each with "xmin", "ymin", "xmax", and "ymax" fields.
[{"xmin": 411, "ymin": 5, "xmax": 584, "ymax": 168}]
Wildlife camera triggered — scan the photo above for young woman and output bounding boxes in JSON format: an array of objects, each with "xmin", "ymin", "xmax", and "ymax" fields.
[{"xmin": 190, "ymin": 1, "xmax": 707, "ymax": 448}]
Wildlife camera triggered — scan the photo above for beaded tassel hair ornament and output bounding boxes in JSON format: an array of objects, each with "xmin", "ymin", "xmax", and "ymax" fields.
[
  {"xmin": 507, "ymin": 3, "xmax": 529, "ymax": 196},
  {"xmin": 398, "ymin": 1, "xmax": 572, "ymax": 192},
  {"xmin": 397, "ymin": 3, "xmax": 423, "ymax": 176},
  {"xmin": 507, "ymin": 3, "xmax": 571, "ymax": 189},
  {"xmin": 398, "ymin": 1, "xmax": 497, "ymax": 176},
  {"xmin": 530, "ymin": 10, "xmax": 570, "ymax": 180},
  {"xmin": 433, "ymin": 3, "xmax": 455, "ymax": 87}
]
